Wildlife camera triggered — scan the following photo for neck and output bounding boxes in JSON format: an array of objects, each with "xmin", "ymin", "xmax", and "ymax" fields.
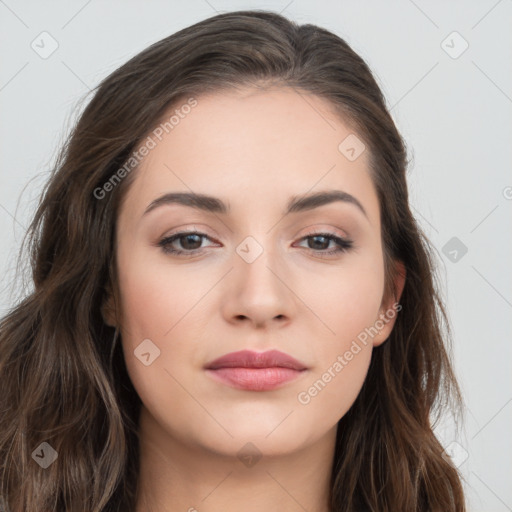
[{"xmin": 134, "ymin": 406, "xmax": 335, "ymax": 512}]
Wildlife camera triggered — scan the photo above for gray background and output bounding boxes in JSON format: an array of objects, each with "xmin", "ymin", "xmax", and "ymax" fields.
[{"xmin": 1, "ymin": 1, "xmax": 511, "ymax": 510}]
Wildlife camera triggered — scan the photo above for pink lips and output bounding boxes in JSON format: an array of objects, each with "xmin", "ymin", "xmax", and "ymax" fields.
[{"xmin": 204, "ymin": 349, "xmax": 308, "ymax": 391}]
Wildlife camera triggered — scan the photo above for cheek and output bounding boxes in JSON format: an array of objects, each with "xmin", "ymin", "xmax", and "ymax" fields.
[
  {"xmin": 293, "ymin": 254, "xmax": 383, "ymax": 417},
  {"xmin": 115, "ymin": 243, "xmax": 204, "ymax": 340},
  {"xmin": 300, "ymin": 251, "xmax": 385, "ymax": 351},
  {"xmin": 115, "ymin": 245, "xmax": 208, "ymax": 407},
  {"xmin": 296, "ymin": 343, "xmax": 372, "ymax": 428}
]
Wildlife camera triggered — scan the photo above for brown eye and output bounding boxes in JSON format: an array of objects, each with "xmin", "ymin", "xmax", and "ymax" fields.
[
  {"xmin": 158, "ymin": 230, "xmax": 215, "ymax": 256},
  {"xmin": 295, "ymin": 231, "xmax": 354, "ymax": 258}
]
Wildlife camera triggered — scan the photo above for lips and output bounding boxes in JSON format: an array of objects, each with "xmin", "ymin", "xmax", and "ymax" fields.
[
  {"xmin": 204, "ymin": 350, "xmax": 308, "ymax": 391},
  {"xmin": 204, "ymin": 349, "xmax": 308, "ymax": 371}
]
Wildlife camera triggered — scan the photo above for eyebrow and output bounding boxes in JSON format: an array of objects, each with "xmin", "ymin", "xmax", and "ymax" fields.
[{"xmin": 142, "ymin": 190, "xmax": 368, "ymax": 219}]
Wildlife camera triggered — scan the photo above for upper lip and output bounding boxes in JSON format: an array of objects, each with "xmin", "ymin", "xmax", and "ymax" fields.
[{"xmin": 204, "ymin": 349, "xmax": 308, "ymax": 371}]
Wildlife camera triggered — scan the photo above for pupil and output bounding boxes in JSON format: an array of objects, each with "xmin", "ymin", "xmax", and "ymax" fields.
[
  {"xmin": 182, "ymin": 234, "xmax": 201, "ymax": 250},
  {"xmin": 310, "ymin": 235, "xmax": 328, "ymax": 250}
]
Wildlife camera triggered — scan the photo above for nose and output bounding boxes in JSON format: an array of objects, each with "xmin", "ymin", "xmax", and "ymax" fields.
[{"xmin": 220, "ymin": 244, "xmax": 295, "ymax": 329}]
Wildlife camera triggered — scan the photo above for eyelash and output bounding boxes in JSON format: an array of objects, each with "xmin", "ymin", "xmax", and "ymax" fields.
[{"xmin": 157, "ymin": 229, "xmax": 354, "ymax": 259}]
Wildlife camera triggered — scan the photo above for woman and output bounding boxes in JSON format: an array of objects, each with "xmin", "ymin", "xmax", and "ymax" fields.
[{"xmin": 0, "ymin": 10, "xmax": 466, "ymax": 511}]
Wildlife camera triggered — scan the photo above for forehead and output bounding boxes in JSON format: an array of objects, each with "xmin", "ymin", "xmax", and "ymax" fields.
[{"xmin": 118, "ymin": 86, "xmax": 380, "ymax": 229}]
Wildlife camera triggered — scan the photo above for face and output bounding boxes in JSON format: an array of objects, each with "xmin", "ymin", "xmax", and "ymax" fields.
[{"xmin": 103, "ymin": 86, "xmax": 404, "ymax": 458}]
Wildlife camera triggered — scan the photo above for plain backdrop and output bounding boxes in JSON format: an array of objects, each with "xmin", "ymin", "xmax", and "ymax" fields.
[{"xmin": 1, "ymin": 1, "xmax": 511, "ymax": 510}]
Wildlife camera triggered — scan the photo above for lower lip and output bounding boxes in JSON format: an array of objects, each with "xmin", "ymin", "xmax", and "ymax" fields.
[{"xmin": 205, "ymin": 367, "xmax": 306, "ymax": 391}]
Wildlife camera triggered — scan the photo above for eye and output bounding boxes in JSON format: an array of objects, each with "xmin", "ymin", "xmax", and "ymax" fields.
[
  {"xmin": 294, "ymin": 231, "xmax": 354, "ymax": 258},
  {"xmin": 157, "ymin": 230, "xmax": 217, "ymax": 257}
]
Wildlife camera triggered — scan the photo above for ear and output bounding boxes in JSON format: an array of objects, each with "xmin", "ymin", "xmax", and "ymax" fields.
[
  {"xmin": 101, "ymin": 283, "xmax": 118, "ymax": 328},
  {"xmin": 372, "ymin": 260, "xmax": 406, "ymax": 347}
]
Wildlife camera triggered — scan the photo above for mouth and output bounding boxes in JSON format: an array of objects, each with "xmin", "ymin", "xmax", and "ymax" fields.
[{"xmin": 204, "ymin": 349, "xmax": 308, "ymax": 391}]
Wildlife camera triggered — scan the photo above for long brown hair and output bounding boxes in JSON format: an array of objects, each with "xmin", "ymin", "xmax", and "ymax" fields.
[{"xmin": 0, "ymin": 10, "xmax": 465, "ymax": 511}]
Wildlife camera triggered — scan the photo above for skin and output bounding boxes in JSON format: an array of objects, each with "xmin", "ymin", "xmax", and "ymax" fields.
[{"xmin": 102, "ymin": 86, "xmax": 405, "ymax": 512}]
